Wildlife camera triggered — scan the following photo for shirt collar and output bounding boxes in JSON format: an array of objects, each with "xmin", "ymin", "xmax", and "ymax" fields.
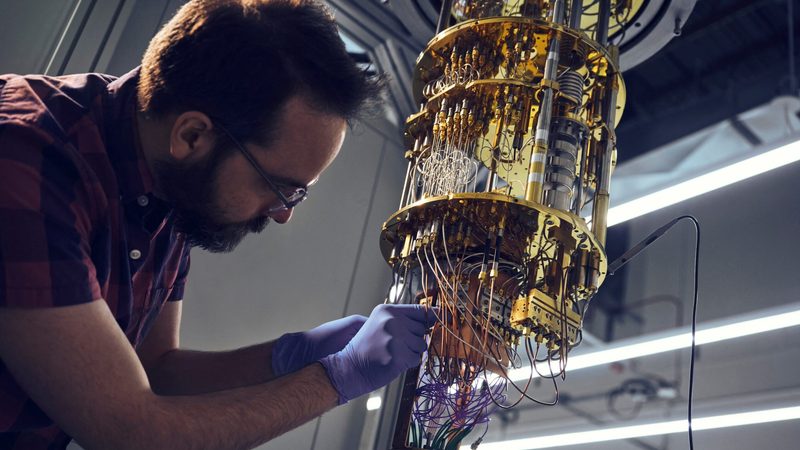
[
  {"xmin": 104, "ymin": 67, "xmax": 172, "ymax": 233},
  {"xmin": 103, "ymin": 66, "xmax": 157, "ymax": 202}
]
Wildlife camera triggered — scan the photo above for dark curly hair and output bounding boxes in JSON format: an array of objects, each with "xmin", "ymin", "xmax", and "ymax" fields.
[{"xmin": 138, "ymin": 0, "xmax": 384, "ymax": 145}]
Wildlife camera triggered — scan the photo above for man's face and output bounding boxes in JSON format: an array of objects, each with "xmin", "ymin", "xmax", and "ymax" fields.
[{"xmin": 155, "ymin": 96, "xmax": 347, "ymax": 252}]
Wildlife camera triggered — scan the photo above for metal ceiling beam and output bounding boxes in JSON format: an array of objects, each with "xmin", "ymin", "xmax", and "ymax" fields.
[
  {"xmin": 729, "ymin": 116, "xmax": 763, "ymax": 146},
  {"xmin": 382, "ymin": 0, "xmax": 435, "ymax": 45},
  {"xmin": 327, "ymin": 0, "xmax": 423, "ymax": 52}
]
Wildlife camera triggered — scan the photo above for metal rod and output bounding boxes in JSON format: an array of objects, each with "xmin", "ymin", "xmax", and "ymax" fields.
[
  {"xmin": 389, "ymin": 367, "xmax": 421, "ymax": 450},
  {"xmin": 591, "ymin": 48, "xmax": 619, "ymax": 246},
  {"xmin": 486, "ymin": 111, "xmax": 506, "ymax": 193},
  {"xmin": 573, "ymin": 137, "xmax": 586, "ymax": 215},
  {"xmin": 569, "ymin": 0, "xmax": 584, "ymax": 30},
  {"xmin": 436, "ymin": 0, "xmax": 454, "ymax": 34},
  {"xmin": 597, "ymin": 0, "xmax": 611, "ymax": 46},
  {"xmin": 552, "ymin": 0, "xmax": 566, "ymax": 24},
  {"xmin": 399, "ymin": 157, "xmax": 414, "ymax": 208},
  {"xmin": 789, "ymin": 0, "xmax": 798, "ymax": 96},
  {"xmin": 526, "ymin": 0, "xmax": 565, "ymax": 203}
]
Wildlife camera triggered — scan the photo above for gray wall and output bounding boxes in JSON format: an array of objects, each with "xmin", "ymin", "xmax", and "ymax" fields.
[
  {"xmin": 0, "ymin": 0, "xmax": 177, "ymax": 77},
  {"xmin": 0, "ymin": 0, "xmax": 75, "ymax": 74}
]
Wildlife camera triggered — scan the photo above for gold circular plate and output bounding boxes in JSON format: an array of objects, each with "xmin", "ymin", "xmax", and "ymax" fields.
[{"xmin": 380, "ymin": 192, "xmax": 607, "ymax": 287}]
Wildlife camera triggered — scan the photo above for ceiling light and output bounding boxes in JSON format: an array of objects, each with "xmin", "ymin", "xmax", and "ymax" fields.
[
  {"xmin": 366, "ymin": 395, "xmax": 382, "ymax": 411},
  {"xmin": 607, "ymin": 137, "xmax": 800, "ymax": 226},
  {"xmin": 465, "ymin": 405, "xmax": 800, "ymax": 450},
  {"xmin": 508, "ymin": 304, "xmax": 800, "ymax": 382}
]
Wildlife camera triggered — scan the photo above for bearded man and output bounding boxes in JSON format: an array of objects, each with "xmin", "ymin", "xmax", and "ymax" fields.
[{"xmin": 0, "ymin": 1, "xmax": 433, "ymax": 448}]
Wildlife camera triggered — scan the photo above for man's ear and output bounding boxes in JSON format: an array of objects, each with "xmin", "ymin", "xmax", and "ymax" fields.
[{"xmin": 169, "ymin": 111, "xmax": 215, "ymax": 161}]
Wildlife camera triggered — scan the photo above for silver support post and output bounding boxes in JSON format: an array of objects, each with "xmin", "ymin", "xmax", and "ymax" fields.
[
  {"xmin": 569, "ymin": 0, "xmax": 584, "ymax": 30},
  {"xmin": 436, "ymin": 0, "xmax": 454, "ymax": 34},
  {"xmin": 597, "ymin": 0, "xmax": 611, "ymax": 46}
]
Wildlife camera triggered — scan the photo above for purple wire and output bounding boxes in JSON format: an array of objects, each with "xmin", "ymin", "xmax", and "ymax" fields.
[{"xmin": 411, "ymin": 358, "xmax": 508, "ymax": 433}]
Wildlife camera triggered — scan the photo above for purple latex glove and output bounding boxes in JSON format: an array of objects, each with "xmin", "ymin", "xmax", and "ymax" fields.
[
  {"xmin": 272, "ymin": 314, "xmax": 367, "ymax": 377},
  {"xmin": 319, "ymin": 304, "xmax": 437, "ymax": 404}
]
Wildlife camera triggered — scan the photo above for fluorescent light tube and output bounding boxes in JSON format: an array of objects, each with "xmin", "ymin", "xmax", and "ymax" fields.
[
  {"xmin": 366, "ymin": 395, "xmax": 382, "ymax": 411},
  {"xmin": 508, "ymin": 305, "xmax": 800, "ymax": 382},
  {"xmin": 465, "ymin": 405, "xmax": 800, "ymax": 450},
  {"xmin": 607, "ymin": 137, "xmax": 800, "ymax": 226}
]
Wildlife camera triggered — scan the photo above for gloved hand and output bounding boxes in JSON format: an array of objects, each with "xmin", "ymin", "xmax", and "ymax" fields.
[
  {"xmin": 319, "ymin": 304, "xmax": 437, "ymax": 404},
  {"xmin": 272, "ymin": 314, "xmax": 367, "ymax": 377}
]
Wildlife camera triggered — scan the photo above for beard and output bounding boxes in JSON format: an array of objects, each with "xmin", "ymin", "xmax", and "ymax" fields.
[{"xmin": 154, "ymin": 145, "xmax": 270, "ymax": 253}]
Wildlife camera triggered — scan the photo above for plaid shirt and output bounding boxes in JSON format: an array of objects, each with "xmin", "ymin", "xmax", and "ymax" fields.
[{"xmin": 0, "ymin": 68, "xmax": 191, "ymax": 448}]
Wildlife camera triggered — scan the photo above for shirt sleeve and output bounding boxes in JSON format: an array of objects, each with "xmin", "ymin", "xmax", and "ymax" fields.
[
  {"xmin": 167, "ymin": 243, "xmax": 190, "ymax": 301},
  {"xmin": 0, "ymin": 123, "xmax": 103, "ymax": 308}
]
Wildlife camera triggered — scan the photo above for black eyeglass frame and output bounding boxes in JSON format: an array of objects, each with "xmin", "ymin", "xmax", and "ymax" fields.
[{"xmin": 213, "ymin": 122, "xmax": 309, "ymax": 212}]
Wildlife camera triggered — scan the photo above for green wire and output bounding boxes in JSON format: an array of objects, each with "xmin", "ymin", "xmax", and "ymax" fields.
[
  {"xmin": 430, "ymin": 419, "xmax": 453, "ymax": 449},
  {"xmin": 410, "ymin": 420, "xmax": 419, "ymax": 447},
  {"xmin": 444, "ymin": 426, "xmax": 473, "ymax": 450},
  {"xmin": 409, "ymin": 417, "xmax": 475, "ymax": 450}
]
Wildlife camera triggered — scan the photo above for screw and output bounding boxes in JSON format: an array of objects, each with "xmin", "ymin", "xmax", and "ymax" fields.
[{"xmin": 674, "ymin": 17, "xmax": 683, "ymax": 36}]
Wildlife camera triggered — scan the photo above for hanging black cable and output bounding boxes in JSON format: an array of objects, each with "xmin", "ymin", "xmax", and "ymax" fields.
[{"xmin": 607, "ymin": 215, "xmax": 700, "ymax": 450}]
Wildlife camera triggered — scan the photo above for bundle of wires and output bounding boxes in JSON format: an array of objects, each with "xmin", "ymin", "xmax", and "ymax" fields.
[{"xmin": 409, "ymin": 354, "xmax": 507, "ymax": 449}]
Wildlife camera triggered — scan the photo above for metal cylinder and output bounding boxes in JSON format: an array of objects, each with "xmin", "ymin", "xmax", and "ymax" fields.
[
  {"xmin": 543, "ymin": 118, "xmax": 586, "ymax": 211},
  {"xmin": 557, "ymin": 70, "xmax": 585, "ymax": 106},
  {"xmin": 525, "ymin": 0, "xmax": 565, "ymax": 203}
]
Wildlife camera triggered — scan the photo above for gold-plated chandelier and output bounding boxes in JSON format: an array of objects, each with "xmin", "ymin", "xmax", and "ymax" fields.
[{"xmin": 379, "ymin": 1, "xmax": 644, "ymax": 448}]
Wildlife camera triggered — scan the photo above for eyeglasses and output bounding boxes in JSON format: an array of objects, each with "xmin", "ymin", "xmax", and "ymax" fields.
[{"xmin": 213, "ymin": 122, "xmax": 308, "ymax": 213}]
